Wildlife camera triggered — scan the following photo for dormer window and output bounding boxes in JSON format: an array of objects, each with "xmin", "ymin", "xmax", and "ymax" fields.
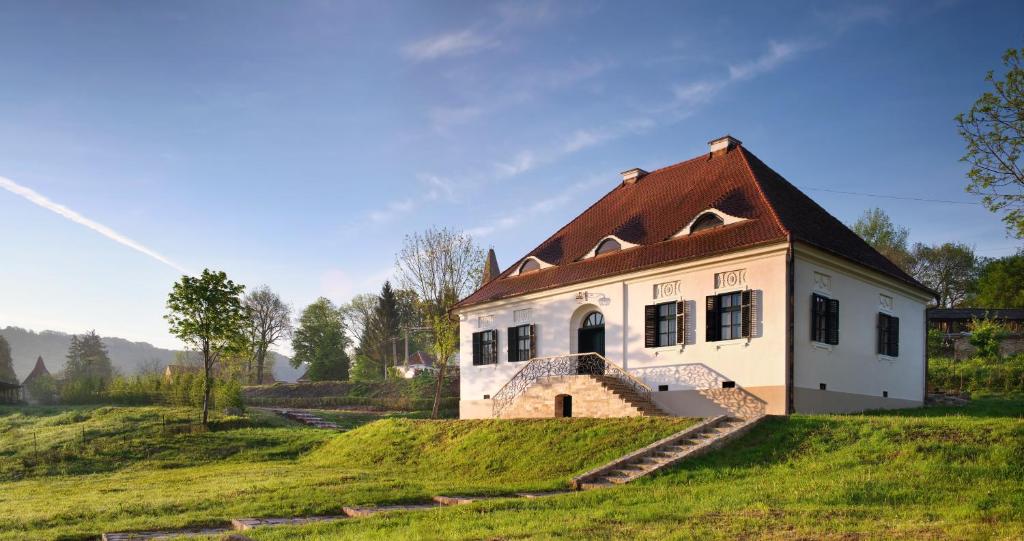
[
  {"xmin": 518, "ymin": 259, "xmax": 540, "ymax": 274},
  {"xmin": 595, "ymin": 238, "xmax": 621, "ymax": 256},
  {"xmin": 690, "ymin": 213, "xmax": 724, "ymax": 233}
]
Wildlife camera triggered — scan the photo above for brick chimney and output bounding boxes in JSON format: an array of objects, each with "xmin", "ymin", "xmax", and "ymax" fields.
[
  {"xmin": 708, "ymin": 135, "xmax": 742, "ymax": 156},
  {"xmin": 620, "ymin": 168, "xmax": 648, "ymax": 185}
]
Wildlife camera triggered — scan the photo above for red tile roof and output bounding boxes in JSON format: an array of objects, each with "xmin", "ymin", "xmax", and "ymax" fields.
[{"xmin": 455, "ymin": 143, "xmax": 929, "ymax": 309}]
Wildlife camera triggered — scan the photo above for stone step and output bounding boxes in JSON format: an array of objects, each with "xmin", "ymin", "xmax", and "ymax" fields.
[
  {"xmin": 342, "ymin": 503, "xmax": 440, "ymax": 517},
  {"xmin": 578, "ymin": 481, "xmax": 614, "ymax": 490}
]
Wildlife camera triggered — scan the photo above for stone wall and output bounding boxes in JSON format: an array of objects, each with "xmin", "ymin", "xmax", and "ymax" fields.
[
  {"xmin": 953, "ymin": 334, "xmax": 1024, "ymax": 359},
  {"xmin": 502, "ymin": 375, "xmax": 644, "ymax": 418}
]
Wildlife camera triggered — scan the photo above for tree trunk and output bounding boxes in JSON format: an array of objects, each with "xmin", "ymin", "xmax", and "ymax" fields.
[
  {"xmin": 202, "ymin": 341, "xmax": 212, "ymax": 426},
  {"xmin": 431, "ymin": 363, "xmax": 446, "ymax": 419},
  {"xmin": 255, "ymin": 345, "xmax": 266, "ymax": 385}
]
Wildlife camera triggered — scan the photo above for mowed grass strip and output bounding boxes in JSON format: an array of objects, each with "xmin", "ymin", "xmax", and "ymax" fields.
[
  {"xmin": 0, "ymin": 406, "xmax": 695, "ymax": 540},
  {"xmin": 216, "ymin": 396, "xmax": 1024, "ymax": 541}
]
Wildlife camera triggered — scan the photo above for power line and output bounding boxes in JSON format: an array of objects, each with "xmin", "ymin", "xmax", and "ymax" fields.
[{"xmin": 798, "ymin": 186, "xmax": 982, "ymax": 206}]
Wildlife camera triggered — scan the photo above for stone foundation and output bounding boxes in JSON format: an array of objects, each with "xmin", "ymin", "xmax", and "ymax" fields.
[{"xmin": 501, "ymin": 375, "xmax": 646, "ymax": 419}]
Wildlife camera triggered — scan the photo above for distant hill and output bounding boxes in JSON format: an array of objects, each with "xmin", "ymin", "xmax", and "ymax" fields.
[{"xmin": 0, "ymin": 326, "xmax": 302, "ymax": 383}]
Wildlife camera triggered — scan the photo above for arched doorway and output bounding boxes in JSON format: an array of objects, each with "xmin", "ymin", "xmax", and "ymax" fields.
[
  {"xmin": 577, "ymin": 311, "xmax": 605, "ymax": 356},
  {"xmin": 555, "ymin": 394, "xmax": 572, "ymax": 417},
  {"xmin": 576, "ymin": 311, "xmax": 606, "ymax": 375}
]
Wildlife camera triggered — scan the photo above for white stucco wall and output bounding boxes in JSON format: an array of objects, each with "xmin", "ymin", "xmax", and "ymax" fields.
[
  {"xmin": 792, "ymin": 244, "xmax": 929, "ymax": 410},
  {"xmin": 456, "ymin": 243, "xmax": 790, "ymax": 415}
]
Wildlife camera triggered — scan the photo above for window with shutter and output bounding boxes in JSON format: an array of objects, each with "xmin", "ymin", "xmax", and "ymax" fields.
[
  {"xmin": 877, "ymin": 313, "xmax": 899, "ymax": 357},
  {"xmin": 473, "ymin": 330, "xmax": 498, "ymax": 365},
  {"xmin": 644, "ymin": 302, "xmax": 677, "ymax": 347},
  {"xmin": 511, "ymin": 324, "xmax": 532, "ymax": 362},
  {"xmin": 529, "ymin": 323, "xmax": 537, "ymax": 359},
  {"xmin": 707, "ymin": 291, "xmax": 749, "ymax": 342},
  {"xmin": 811, "ymin": 294, "xmax": 840, "ymax": 346}
]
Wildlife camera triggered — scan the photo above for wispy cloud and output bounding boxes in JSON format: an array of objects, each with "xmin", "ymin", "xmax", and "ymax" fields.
[
  {"xmin": 493, "ymin": 151, "xmax": 536, "ymax": 178},
  {"xmin": 427, "ymin": 105, "xmax": 484, "ymax": 133},
  {"xmin": 0, "ymin": 175, "xmax": 188, "ymax": 274},
  {"xmin": 402, "ymin": 29, "xmax": 500, "ymax": 61},
  {"xmin": 672, "ymin": 40, "xmax": 809, "ymax": 109},
  {"xmin": 467, "ymin": 175, "xmax": 607, "ymax": 238},
  {"xmin": 368, "ymin": 198, "xmax": 415, "ymax": 224}
]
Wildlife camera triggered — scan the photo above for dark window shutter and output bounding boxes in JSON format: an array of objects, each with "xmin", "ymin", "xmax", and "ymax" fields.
[
  {"xmin": 827, "ymin": 298, "xmax": 840, "ymax": 345},
  {"xmin": 644, "ymin": 305, "xmax": 657, "ymax": 348},
  {"xmin": 890, "ymin": 316, "xmax": 899, "ymax": 357},
  {"xmin": 876, "ymin": 314, "xmax": 885, "ymax": 355},
  {"xmin": 676, "ymin": 301, "xmax": 686, "ymax": 345},
  {"xmin": 705, "ymin": 296, "xmax": 719, "ymax": 342},
  {"xmin": 490, "ymin": 330, "xmax": 498, "ymax": 363},
  {"xmin": 529, "ymin": 324, "xmax": 537, "ymax": 359},
  {"xmin": 741, "ymin": 290, "xmax": 753, "ymax": 338},
  {"xmin": 472, "ymin": 332, "xmax": 482, "ymax": 365},
  {"xmin": 507, "ymin": 327, "xmax": 518, "ymax": 361},
  {"xmin": 811, "ymin": 294, "xmax": 821, "ymax": 342}
]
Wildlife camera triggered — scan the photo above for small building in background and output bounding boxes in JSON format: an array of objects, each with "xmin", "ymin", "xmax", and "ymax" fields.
[
  {"xmin": 163, "ymin": 364, "xmax": 201, "ymax": 384},
  {"xmin": 396, "ymin": 351, "xmax": 437, "ymax": 379},
  {"xmin": 0, "ymin": 380, "xmax": 21, "ymax": 404},
  {"xmin": 22, "ymin": 356, "xmax": 53, "ymax": 404}
]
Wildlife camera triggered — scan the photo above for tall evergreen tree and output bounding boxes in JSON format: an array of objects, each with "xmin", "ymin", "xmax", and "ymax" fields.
[
  {"xmin": 362, "ymin": 281, "xmax": 402, "ymax": 378},
  {"xmin": 64, "ymin": 330, "xmax": 113, "ymax": 384},
  {"xmin": 0, "ymin": 335, "xmax": 16, "ymax": 384}
]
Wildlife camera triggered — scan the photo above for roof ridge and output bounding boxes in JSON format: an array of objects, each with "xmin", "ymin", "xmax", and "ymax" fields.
[{"xmin": 736, "ymin": 147, "xmax": 789, "ymax": 235}]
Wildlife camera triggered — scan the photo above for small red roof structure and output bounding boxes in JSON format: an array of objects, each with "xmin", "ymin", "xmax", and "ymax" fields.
[
  {"xmin": 405, "ymin": 351, "xmax": 436, "ymax": 367},
  {"xmin": 456, "ymin": 139, "xmax": 929, "ymax": 309},
  {"xmin": 23, "ymin": 356, "xmax": 51, "ymax": 386}
]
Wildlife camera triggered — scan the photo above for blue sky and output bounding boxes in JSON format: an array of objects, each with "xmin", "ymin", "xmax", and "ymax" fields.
[{"xmin": 1, "ymin": 0, "xmax": 1022, "ymax": 352}]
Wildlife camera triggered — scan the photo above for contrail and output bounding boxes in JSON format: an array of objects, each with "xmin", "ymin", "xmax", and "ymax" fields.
[{"xmin": 0, "ymin": 175, "xmax": 189, "ymax": 274}]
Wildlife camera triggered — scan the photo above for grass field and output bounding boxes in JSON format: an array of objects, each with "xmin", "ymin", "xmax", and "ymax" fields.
[
  {"xmin": 233, "ymin": 395, "xmax": 1024, "ymax": 541},
  {"xmin": 0, "ymin": 405, "xmax": 695, "ymax": 540},
  {"xmin": 1, "ymin": 398, "xmax": 1022, "ymax": 540}
]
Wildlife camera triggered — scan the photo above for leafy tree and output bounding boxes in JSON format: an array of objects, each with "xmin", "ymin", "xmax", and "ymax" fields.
[
  {"xmin": 910, "ymin": 242, "xmax": 979, "ymax": 308},
  {"xmin": 242, "ymin": 285, "xmax": 293, "ymax": 384},
  {"xmin": 970, "ymin": 253, "xmax": 1024, "ymax": 308},
  {"xmin": 25, "ymin": 372, "xmax": 57, "ymax": 404},
  {"xmin": 339, "ymin": 293, "xmax": 378, "ymax": 351},
  {"xmin": 851, "ymin": 208, "xmax": 914, "ymax": 272},
  {"xmin": 0, "ymin": 335, "xmax": 16, "ymax": 384},
  {"xmin": 292, "ymin": 297, "xmax": 350, "ymax": 381},
  {"xmin": 429, "ymin": 313, "xmax": 458, "ymax": 419},
  {"xmin": 165, "ymin": 269, "xmax": 247, "ymax": 425},
  {"xmin": 969, "ymin": 318, "xmax": 1007, "ymax": 360},
  {"xmin": 956, "ymin": 45, "xmax": 1024, "ymax": 238},
  {"xmin": 349, "ymin": 353, "xmax": 381, "ymax": 382}
]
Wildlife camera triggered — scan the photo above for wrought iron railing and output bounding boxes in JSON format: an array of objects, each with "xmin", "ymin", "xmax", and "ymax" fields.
[{"xmin": 490, "ymin": 353, "xmax": 653, "ymax": 418}]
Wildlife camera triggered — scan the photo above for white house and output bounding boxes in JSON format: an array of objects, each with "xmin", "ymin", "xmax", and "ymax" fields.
[{"xmin": 452, "ymin": 135, "xmax": 934, "ymax": 420}]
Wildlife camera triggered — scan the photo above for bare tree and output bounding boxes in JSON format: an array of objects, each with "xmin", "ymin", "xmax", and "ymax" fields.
[
  {"xmin": 910, "ymin": 242, "xmax": 979, "ymax": 308},
  {"xmin": 243, "ymin": 285, "xmax": 293, "ymax": 384},
  {"xmin": 395, "ymin": 227, "xmax": 485, "ymax": 319},
  {"xmin": 395, "ymin": 227, "xmax": 484, "ymax": 417},
  {"xmin": 339, "ymin": 293, "xmax": 378, "ymax": 350}
]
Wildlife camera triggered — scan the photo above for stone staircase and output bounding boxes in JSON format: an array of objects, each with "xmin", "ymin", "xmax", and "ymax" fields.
[
  {"xmin": 267, "ymin": 408, "xmax": 340, "ymax": 429},
  {"xmin": 591, "ymin": 375, "xmax": 670, "ymax": 416},
  {"xmin": 571, "ymin": 414, "xmax": 766, "ymax": 490}
]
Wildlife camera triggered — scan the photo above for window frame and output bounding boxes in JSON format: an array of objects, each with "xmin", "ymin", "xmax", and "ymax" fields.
[
  {"xmin": 654, "ymin": 301, "xmax": 677, "ymax": 347},
  {"xmin": 594, "ymin": 238, "xmax": 621, "ymax": 256},
  {"xmin": 877, "ymin": 313, "xmax": 899, "ymax": 357},
  {"xmin": 718, "ymin": 291, "xmax": 743, "ymax": 341},
  {"xmin": 518, "ymin": 259, "xmax": 540, "ymax": 275},
  {"xmin": 472, "ymin": 329, "xmax": 498, "ymax": 365},
  {"xmin": 811, "ymin": 293, "xmax": 839, "ymax": 345},
  {"xmin": 512, "ymin": 324, "xmax": 533, "ymax": 362},
  {"xmin": 690, "ymin": 212, "xmax": 725, "ymax": 233}
]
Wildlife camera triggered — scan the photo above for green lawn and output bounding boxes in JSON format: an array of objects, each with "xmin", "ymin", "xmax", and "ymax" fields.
[
  {"xmin": 234, "ymin": 396, "xmax": 1023, "ymax": 541},
  {"xmin": 0, "ymin": 405, "xmax": 695, "ymax": 540}
]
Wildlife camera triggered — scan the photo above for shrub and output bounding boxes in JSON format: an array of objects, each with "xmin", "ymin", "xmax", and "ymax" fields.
[{"xmin": 969, "ymin": 318, "xmax": 1008, "ymax": 360}]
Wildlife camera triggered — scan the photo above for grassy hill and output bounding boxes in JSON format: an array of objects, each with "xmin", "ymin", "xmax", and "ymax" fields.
[
  {"xmin": 245, "ymin": 395, "xmax": 1024, "ymax": 540},
  {"xmin": 1, "ymin": 398, "xmax": 1021, "ymax": 540},
  {"xmin": 0, "ymin": 406, "xmax": 695, "ymax": 540}
]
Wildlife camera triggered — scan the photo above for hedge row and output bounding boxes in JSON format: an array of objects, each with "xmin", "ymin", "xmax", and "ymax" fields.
[{"xmin": 245, "ymin": 395, "xmax": 460, "ymax": 411}]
